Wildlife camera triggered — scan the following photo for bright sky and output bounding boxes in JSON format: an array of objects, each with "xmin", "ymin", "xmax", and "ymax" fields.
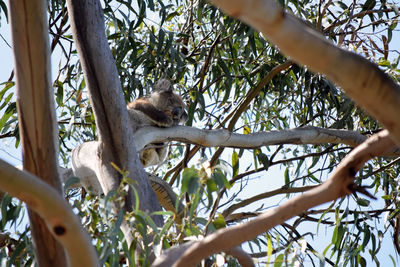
[{"xmin": 0, "ymin": 15, "xmax": 19, "ymax": 166}]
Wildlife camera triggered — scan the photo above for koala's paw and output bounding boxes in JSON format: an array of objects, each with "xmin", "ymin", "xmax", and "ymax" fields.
[
  {"xmin": 140, "ymin": 147, "xmax": 163, "ymax": 167},
  {"xmin": 161, "ymin": 112, "xmax": 175, "ymax": 126}
]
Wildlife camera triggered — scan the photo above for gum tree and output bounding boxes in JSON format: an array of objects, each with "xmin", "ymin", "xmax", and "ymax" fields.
[{"xmin": 0, "ymin": 0, "xmax": 399, "ymax": 265}]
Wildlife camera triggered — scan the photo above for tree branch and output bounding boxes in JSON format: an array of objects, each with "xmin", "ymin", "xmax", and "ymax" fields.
[
  {"xmin": 225, "ymin": 247, "xmax": 255, "ymax": 267},
  {"xmin": 210, "ymin": 61, "xmax": 294, "ymax": 165},
  {"xmin": 152, "ymin": 241, "xmax": 254, "ymax": 267},
  {"xmin": 0, "ymin": 160, "xmax": 99, "ymax": 266},
  {"xmin": 66, "ymin": 0, "xmax": 163, "ymax": 244},
  {"xmin": 71, "ymin": 126, "xmax": 399, "ymax": 197},
  {"xmin": 209, "ymin": 0, "xmax": 400, "ymax": 144},
  {"xmin": 9, "ymin": 0, "xmax": 67, "ymax": 264},
  {"xmin": 222, "ymin": 185, "xmax": 317, "ymax": 218},
  {"xmin": 171, "ymin": 130, "xmax": 395, "ymax": 266},
  {"xmin": 134, "ymin": 125, "xmax": 370, "ymax": 149}
]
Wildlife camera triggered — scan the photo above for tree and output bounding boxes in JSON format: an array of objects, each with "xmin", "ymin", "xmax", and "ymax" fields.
[{"xmin": 0, "ymin": 0, "xmax": 399, "ymax": 266}]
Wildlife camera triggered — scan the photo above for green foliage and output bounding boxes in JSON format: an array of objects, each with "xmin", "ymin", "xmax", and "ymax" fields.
[
  {"xmin": 0, "ymin": 0, "xmax": 399, "ymax": 265},
  {"xmin": 0, "ymin": 0, "xmax": 7, "ymax": 24},
  {"xmin": 0, "ymin": 194, "xmax": 34, "ymax": 265}
]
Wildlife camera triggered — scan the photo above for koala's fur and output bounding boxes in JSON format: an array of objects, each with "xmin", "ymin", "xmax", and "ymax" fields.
[{"xmin": 127, "ymin": 79, "xmax": 188, "ymax": 167}]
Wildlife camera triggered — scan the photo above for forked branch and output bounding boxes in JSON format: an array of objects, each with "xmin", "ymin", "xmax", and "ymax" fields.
[{"xmin": 170, "ymin": 130, "xmax": 395, "ymax": 267}]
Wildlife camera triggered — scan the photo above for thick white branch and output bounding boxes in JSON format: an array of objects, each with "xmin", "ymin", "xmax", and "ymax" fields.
[
  {"xmin": 73, "ymin": 126, "xmax": 368, "ymax": 182},
  {"xmin": 9, "ymin": 0, "xmax": 71, "ymax": 264},
  {"xmin": 134, "ymin": 125, "xmax": 367, "ymax": 150},
  {"xmin": 72, "ymin": 125, "xmax": 389, "ymax": 197},
  {"xmin": 0, "ymin": 160, "xmax": 99, "ymax": 267},
  {"xmin": 152, "ymin": 242, "xmax": 255, "ymax": 267}
]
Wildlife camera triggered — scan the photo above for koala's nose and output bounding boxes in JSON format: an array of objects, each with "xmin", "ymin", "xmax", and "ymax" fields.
[{"xmin": 172, "ymin": 107, "xmax": 182, "ymax": 116}]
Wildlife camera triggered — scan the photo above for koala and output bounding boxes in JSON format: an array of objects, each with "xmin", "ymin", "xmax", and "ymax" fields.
[{"xmin": 127, "ymin": 79, "xmax": 188, "ymax": 167}]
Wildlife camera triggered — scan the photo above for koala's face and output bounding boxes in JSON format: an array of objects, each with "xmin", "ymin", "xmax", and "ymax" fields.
[
  {"xmin": 158, "ymin": 90, "xmax": 188, "ymax": 125},
  {"xmin": 171, "ymin": 105, "xmax": 188, "ymax": 124},
  {"xmin": 150, "ymin": 79, "xmax": 188, "ymax": 125}
]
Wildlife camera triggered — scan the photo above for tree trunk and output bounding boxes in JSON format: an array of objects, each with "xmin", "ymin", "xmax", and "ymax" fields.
[
  {"xmin": 8, "ymin": 0, "xmax": 67, "ymax": 266},
  {"xmin": 66, "ymin": 0, "xmax": 163, "ymax": 239}
]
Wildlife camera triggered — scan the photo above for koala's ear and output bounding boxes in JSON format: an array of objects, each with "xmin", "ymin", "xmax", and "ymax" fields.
[{"xmin": 154, "ymin": 78, "xmax": 173, "ymax": 92}]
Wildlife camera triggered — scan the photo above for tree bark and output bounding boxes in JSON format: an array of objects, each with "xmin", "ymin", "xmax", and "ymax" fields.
[
  {"xmin": 65, "ymin": 0, "xmax": 163, "ymax": 238},
  {"xmin": 0, "ymin": 161, "xmax": 99, "ymax": 266},
  {"xmin": 171, "ymin": 130, "xmax": 395, "ymax": 267},
  {"xmin": 133, "ymin": 125, "xmax": 370, "ymax": 149},
  {"xmin": 151, "ymin": 0, "xmax": 400, "ymax": 265},
  {"xmin": 68, "ymin": 125, "xmax": 400, "ymax": 201},
  {"xmin": 9, "ymin": 0, "xmax": 67, "ymax": 265}
]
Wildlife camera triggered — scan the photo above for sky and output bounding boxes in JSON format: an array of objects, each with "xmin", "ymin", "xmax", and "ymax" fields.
[
  {"xmin": 0, "ymin": 14, "xmax": 19, "ymax": 166},
  {"xmin": 0, "ymin": 2, "xmax": 399, "ymax": 266}
]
